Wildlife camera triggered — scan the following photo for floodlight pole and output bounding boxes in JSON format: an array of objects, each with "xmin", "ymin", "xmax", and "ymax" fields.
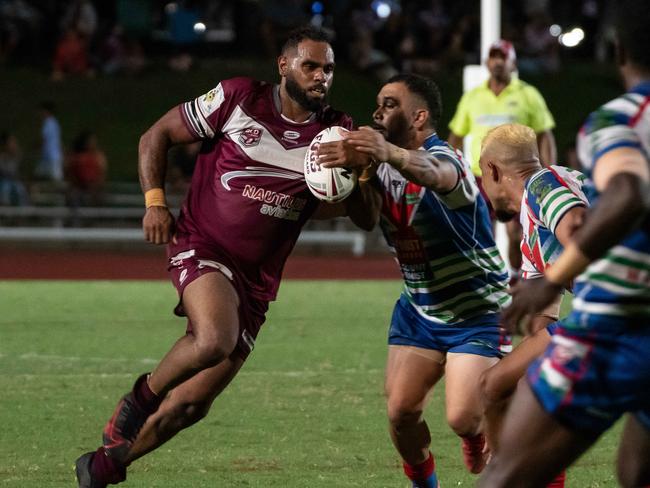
[
  {"xmin": 477, "ymin": 0, "xmax": 510, "ymax": 268},
  {"xmin": 481, "ymin": 0, "xmax": 501, "ymax": 64}
]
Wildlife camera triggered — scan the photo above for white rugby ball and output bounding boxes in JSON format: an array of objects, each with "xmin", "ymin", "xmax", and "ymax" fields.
[{"xmin": 304, "ymin": 126, "xmax": 357, "ymax": 203}]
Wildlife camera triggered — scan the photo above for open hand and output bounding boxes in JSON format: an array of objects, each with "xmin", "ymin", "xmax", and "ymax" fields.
[
  {"xmin": 342, "ymin": 126, "xmax": 390, "ymax": 163},
  {"xmin": 319, "ymin": 126, "xmax": 388, "ymax": 169},
  {"xmin": 318, "ymin": 138, "xmax": 371, "ymax": 170}
]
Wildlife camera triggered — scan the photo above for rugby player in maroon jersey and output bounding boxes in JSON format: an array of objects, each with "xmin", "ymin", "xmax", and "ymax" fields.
[{"xmin": 75, "ymin": 26, "xmax": 378, "ymax": 487}]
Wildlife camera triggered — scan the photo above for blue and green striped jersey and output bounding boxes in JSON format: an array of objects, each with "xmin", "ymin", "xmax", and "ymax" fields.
[
  {"xmin": 377, "ymin": 133, "xmax": 510, "ymax": 325},
  {"xmin": 575, "ymin": 81, "xmax": 650, "ymax": 318}
]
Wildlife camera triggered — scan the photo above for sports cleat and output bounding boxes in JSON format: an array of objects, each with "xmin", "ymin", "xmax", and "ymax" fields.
[
  {"xmin": 102, "ymin": 373, "xmax": 157, "ymax": 463},
  {"xmin": 461, "ymin": 434, "xmax": 488, "ymax": 474},
  {"xmin": 75, "ymin": 451, "xmax": 106, "ymax": 488},
  {"xmin": 75, "ymin": 448, "xmax": 126, "ymax": 487}
]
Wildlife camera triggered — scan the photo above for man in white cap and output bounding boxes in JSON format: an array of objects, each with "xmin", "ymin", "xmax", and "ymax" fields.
[
  {"xmin": 448, "ymin": 40, "xmax": 557, "ymax": 285},
  {"xmin": 449, "ymin": 40, "xmax": 556, "ymax": 173}
]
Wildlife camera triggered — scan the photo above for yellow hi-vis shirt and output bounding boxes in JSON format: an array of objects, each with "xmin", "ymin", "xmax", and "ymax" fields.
[{"xmin": 448, "ymin": 78, "xmax": 555, "ymax": 176}]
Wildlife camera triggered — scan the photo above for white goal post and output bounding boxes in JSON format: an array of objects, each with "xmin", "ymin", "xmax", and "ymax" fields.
[{"xmin": 460, "ymin": 0, "xmax": 511, "ymax": 268}]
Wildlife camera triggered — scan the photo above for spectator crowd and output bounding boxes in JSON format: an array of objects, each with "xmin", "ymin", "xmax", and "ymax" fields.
[
  {"xmin": 0, "ymin": 0, "xmax": 613, "ymax": 209},
  {"xmin": 1, "ymin": 0, "xmax": 611, "ymax": 80}
]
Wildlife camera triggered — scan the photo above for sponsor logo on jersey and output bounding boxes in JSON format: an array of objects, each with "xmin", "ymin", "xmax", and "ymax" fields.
[
  {"xmin": 528, "ymin": 177, "xmax": 553, "ymax": 201},
  {"xmin": 242, "ymin": 184, "xmax": 307, "ymax": 221},
  {"xmin": 283, "ymin": 130, "xmax": 300, "ymax": 140},
  {"xmin": 199, "ymin": 84, "xmax": 225, "ymax": 116},
  {"xmin": 239, "ymin": 127, "xmax": 263, "ymax": 147}
]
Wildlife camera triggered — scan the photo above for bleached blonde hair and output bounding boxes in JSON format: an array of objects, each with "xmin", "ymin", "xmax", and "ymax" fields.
[{"xmin": 480, "ymin": 123, "xmax": 538, "ymax": 163}]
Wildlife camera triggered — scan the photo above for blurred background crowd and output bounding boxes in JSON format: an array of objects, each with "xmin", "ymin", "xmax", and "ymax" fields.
[
  {"xmin": 1, "ymin": 0, "xmax": 611, "ymax": 79},
  {"xmin": 0, "ymin": 0, "xmax": 618, "ymax": 213}
]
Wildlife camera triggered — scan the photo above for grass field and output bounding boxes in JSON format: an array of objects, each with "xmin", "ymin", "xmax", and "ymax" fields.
[{"xmin": 0, "ymin": 280, "xmax": 622, "ymax": 487}]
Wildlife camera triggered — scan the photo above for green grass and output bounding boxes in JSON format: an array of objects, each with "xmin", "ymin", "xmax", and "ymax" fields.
[{"xmin": 0, "ymin": 281, "xmax": 621, "ymax": 487}]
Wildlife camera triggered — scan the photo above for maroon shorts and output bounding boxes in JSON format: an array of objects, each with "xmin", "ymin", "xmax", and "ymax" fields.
[
  {"xmin": 475, "ymin": 175, "xmax": 496, "ymax": 221},
  {"xmin": 167, "ymin": 241, "xmax": 268, "ymax": 361}
]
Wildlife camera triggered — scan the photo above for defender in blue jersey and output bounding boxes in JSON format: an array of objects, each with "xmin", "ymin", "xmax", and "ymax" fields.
[
  {"xmin": 319, "ymin": 74, "xmax": 509, "ymax": 488},
  {"xmin": 480, "ymin": 2, "xmax": 650, "ymax": 487}
]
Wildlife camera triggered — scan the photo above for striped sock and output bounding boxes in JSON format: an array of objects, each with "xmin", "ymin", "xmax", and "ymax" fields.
[{"xmin": 403, "ymin": 452, "xmax": 438, "ymax": 488}]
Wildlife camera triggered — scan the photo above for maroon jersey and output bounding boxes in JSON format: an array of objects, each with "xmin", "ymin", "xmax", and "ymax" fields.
[{"xmin": 175, "ymin": 77, "xmax": 353, "ymax": 301}]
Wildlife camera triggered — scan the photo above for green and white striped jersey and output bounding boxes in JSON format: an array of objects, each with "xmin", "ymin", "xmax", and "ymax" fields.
[{"xmin": 574, "ymin": 81, "xmax": 650, "ymax": 318}]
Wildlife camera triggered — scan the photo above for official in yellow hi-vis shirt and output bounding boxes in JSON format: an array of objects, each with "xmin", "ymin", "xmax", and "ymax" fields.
[
  {"xmin": 448, "ymin": 40, "xmax": 556, "ymax": 177},
  {"xmin": 448, "ymin": 40, "xmax": 556, "ymax": 279}
]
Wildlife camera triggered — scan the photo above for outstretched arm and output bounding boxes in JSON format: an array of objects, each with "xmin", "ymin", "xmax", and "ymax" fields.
[
  {"xmin": 139, "ymin": 106, "xmax": 198, "ymax": 244},
  {"xmin": 321, "ymin": 127, "xmax": 458, "ymax": 193},
  {"xmin": 547, "ymin": 146, "xmax": 650, "ymax": 282}
]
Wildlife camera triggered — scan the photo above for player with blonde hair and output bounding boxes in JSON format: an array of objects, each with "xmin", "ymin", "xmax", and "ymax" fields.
[
  {"xmin": 481, "ymin": 1, "xmax": 650, "ymax": 485},
  {"xmin": 477, "ymin": 123, "xmax": 593, "ymax": 488}
]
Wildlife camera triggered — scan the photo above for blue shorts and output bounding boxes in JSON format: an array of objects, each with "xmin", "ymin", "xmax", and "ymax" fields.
[
  {"xmin": 388, "ymin": 295, "xmax": 502, "ymax": 357},
  {"xmin": 527, "ymin": 311, "xmax": 650, "ymax": 433}
]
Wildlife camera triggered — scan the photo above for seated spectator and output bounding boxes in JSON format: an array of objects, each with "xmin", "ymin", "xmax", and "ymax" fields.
[
  {"xmin": 60, "ymin": 0, "xmax": 98, "ymax": 40},
  {"xmin": 0, "ymin": 131, "xmax": 29, "ymax": 206},
  {"xmin": 65, "ymin": 131, "xmax": 106, "ymax": 207},
  {"xmin": 51, "ymin": 28, "xmax": 93, "ymax": 81},
  {"xmin": 101, "ymin": 25, "xmax": 148, "ymax": 76},
  {"xmin": 518, "ymin": 10, "xmax": 560, "ymax": 74},
  {"xmin": 100, "ymin": 25, "xmax": 126, "ymax": 75},
  {"xmin": 122, "ymin": 38, "xmax": 147, "ymax": 74},
  {"xmin": 0, "ymin": 0, "xmax": 41, "ymax": 65}
]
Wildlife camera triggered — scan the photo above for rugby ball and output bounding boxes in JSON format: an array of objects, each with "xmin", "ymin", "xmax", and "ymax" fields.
[{"xmin": 303, "ymin": 126, "xmax": 357, "ymax": 203}]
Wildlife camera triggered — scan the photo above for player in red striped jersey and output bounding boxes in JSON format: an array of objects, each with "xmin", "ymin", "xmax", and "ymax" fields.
[
  {"xmin": 477, "ymin": 123, "xmax": 592, "ymax": 488},
  {"xmin": 480, "ymin": 1, "xmax": 650, "ymax": 477}
]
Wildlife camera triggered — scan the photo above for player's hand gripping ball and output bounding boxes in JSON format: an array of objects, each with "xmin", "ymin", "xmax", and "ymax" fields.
[{"xmin": 304, "ymin": 126, "xmax": 358, "ymax": 203}]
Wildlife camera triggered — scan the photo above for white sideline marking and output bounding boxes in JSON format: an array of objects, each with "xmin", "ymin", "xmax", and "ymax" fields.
[
  {"xmin": 6, "ymin": 370, "xmax": 382, "ymax": 380},
  {"xmin": 4, "ymin": 353, "xmax": 381, "ymax": 377},
  {"xmin": 17, "ymin": 352, "xmax": 158, "ymax": 364}
]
